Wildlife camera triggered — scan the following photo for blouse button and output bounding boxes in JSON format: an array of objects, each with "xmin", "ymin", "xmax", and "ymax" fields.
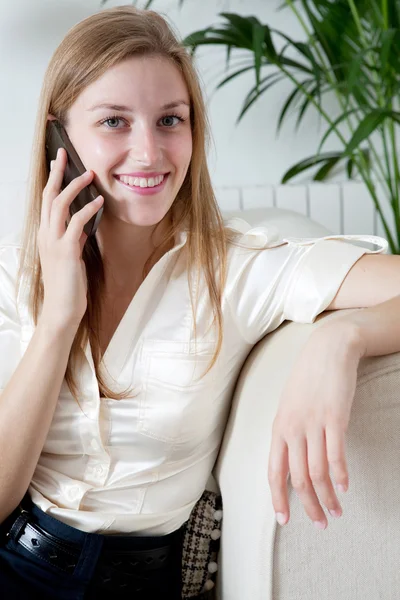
[
  {"xmin": 211, "ymin": 529, "xmax": 221, "ymax": 540},
  {"xmin": 213, "ymin": 510, "xmax": 223, "ymax": 521},
  {"xmin": 91, "ymin": 439, "xmax": 100, "ymax": 451},
  {"xmin": 67, "ymin": 486, "xmax": 80, "ymax": 501}
]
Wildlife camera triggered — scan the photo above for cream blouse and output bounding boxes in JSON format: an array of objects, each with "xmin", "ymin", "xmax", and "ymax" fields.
[{"xmin": 0, "ymin": 218, "xmax": 387, "ymax": 535}]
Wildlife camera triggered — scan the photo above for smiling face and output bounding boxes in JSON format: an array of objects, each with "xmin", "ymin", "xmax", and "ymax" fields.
[{"xmin": 63, "ymin": 54, "xmax": 192, "ymax": 228}]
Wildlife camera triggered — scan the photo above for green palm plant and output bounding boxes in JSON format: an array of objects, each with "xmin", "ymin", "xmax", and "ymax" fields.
[{"xmin": 101, "ymin": 0, "xmax": 400, "ymax": 253}]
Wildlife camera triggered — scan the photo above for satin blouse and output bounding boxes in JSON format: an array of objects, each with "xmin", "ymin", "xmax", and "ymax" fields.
[{"xmin": 0, "ymin": 217, "xmax": 387, "ymax": 535}]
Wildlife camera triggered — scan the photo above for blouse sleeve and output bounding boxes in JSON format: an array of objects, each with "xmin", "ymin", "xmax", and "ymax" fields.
[
  {"xmin": 225, "ymin": 220, "xmax": 388, "ymax": 345},
  {"xmin": 0, "ymin": 240, "xmax": 23, "ymax": 390}
]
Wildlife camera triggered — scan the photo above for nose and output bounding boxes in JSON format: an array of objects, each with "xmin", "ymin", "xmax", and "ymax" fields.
[{"xmin": 129, "ymin": 122, "xmax": 162, "ymax": 167}]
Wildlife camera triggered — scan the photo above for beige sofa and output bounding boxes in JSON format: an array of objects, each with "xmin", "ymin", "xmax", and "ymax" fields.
[{"xmin": 212, "ymin": 208, "xmax": 400, "ymax": 600}]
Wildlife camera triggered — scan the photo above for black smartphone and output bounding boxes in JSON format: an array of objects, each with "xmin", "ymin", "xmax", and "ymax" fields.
[{"xmin": 45, "ymin": 120, "xmax": 103, "ymax": 237}]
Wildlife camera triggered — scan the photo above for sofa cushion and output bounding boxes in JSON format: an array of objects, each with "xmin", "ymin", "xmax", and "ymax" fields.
[{"xmin": 222, "ymin": 207, "xmax": 333, "ymax": 238}]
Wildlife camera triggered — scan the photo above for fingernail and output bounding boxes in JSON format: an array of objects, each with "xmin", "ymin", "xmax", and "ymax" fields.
[
  {"xmin": 275, "ymin": 512, "xmax": 287, "ymax": 526},
  {"xmin": 337, "ymin": 484, "xmax": 347, "ymax": 493},
  {"xmin": 314, "ymin": 520, "xmax": 327, "ymax": 530},
  {"xmin": 50, "ymin": 160, "xmax": 54, "ymax": 171},
  {"xmin": 57, "ymin": 148, "xmax": 62, "ymax": 158},
  {"xmin": 329, "ymin": 509, "xmax": 342, "ymax": 518}
]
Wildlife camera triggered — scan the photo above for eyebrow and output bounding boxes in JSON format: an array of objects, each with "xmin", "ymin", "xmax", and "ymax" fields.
[{"xmin": 87, "ymin": 100, "xmax": 190, "ymax": 112}]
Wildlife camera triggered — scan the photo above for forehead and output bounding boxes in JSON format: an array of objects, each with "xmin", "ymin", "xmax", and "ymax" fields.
[{"xmin": 74, "ymin": 55, "xmax": 190, "ymax": 112}]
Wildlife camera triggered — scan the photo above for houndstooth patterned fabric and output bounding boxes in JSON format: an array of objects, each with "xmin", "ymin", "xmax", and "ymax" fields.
[{"xmin": 181, "ymin": 490, "xmax": 222, "ymax": 600}]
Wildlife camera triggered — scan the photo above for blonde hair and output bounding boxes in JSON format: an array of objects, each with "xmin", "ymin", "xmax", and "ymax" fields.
[{"xmin": 16, "ymin": 5, "xmax": 248, "ymax": 404}]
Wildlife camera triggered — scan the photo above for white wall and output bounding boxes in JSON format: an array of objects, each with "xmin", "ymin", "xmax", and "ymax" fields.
[{"xmin": 0, "ymin": 0, "xmax": 395, "ymax": 242}]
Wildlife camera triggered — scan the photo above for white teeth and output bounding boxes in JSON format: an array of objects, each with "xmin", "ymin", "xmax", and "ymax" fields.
[{"xmin": 118, "ymin": 174, "xmax": 165, "ymax": 188}]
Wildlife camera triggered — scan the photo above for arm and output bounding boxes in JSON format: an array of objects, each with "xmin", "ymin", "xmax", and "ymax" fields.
[
  {"xmin": 268, "ymin": 288, "xmax": 400, "ymax": 531},
  {"xmin": 0, "ymin": 318, "xmax": 78, "ymax": 523},
  {"xmin": 323, "ymin": 293, "xmax": 400, "ymax": 358},
  {"xmin": 267, "ymin": 241, "xmax": 399, "ymax": 528},
  {"xmin": 327, "ymin": 254, "xmax": 400, "ymax": 311},
  {"xmin": 324, "ymin": 251, "xmax": 400, "ymax": 356}
]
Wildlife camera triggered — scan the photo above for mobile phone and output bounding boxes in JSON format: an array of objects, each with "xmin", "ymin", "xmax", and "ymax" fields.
[{"xmin": 45, "ymin": 120, "xmax": 103, "ymax": 237}]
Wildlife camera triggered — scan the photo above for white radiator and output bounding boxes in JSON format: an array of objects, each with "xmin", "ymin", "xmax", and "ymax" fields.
[
  {"xmin": 216, "ymin": 181, "xmax": 396, "ymax": 240},
  {"xmin": 0, "ymin": 180, "xmax": 396, "ymax": 242}
]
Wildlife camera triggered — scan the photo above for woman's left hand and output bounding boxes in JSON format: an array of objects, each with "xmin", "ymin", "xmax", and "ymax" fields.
[{"xmin": 268, "ymin": 322, "xmax": 363, "ymax": 530}]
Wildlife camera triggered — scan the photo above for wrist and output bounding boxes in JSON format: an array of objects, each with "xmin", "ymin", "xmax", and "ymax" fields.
[
  {"xmin": 37, "ymin": 312, "xmax": 80, "ymax": 341},
  {"xmin": 310, "ymin": 318, "xmax": 365, "ymax": 361}
]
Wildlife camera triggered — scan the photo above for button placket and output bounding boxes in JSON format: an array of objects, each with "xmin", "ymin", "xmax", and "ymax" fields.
[
  {"xmin": 84, "ymin": 454, "xmax": 110, "ymax": 486},
  {"xmin": 82, "ymin": 417, "xmax": 110, "ymax": 486}
]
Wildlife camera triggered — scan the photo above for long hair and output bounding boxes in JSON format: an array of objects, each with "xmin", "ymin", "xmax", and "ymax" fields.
[{"xmin": 16, "ymin": 5, "xmax": 246, "ymax": 404}]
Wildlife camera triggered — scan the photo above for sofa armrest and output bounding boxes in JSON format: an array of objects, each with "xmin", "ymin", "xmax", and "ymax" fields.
[{"xmin": 213, "ymin": 309, "xmax": 400, "ymax": 600}]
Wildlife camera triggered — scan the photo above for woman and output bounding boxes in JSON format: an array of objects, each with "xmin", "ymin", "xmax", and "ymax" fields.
[{"xmin": 0, "ymin": 4, "xmax": 395, "ymax": 599}]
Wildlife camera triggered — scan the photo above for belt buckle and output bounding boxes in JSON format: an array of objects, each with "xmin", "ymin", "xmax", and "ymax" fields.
[{"xmin": 6, "ymin": 505, "xmax": 29, "ymax": 539}]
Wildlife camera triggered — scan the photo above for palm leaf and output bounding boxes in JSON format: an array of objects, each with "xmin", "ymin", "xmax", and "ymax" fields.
[
  {"xmin": 281, "ymin": 152, "xmax": 344, "ymax": 183},
  {"xmin": 213, "ymin": 65, "xmax": 258, "ymax": 90},
  {"xmin": 183, "ymin": 29, "xmax": 243, "ymax": 49},
  {"xmin": 294, "ymin": 82, "xmax": 327, "ymax": 131},
  {"xmin": 313, "ymin": 155, "xmax": 341, "ymax": 180},
  {"xmin": 277, "ymin": 82, "xmax": 313, "ymax": 133},
  {"xmin": 344, "ymin": 151, "xmax": 371, "ymax": 180},
  {"xmin": 316, "ymin": 108, "xmax": 361, "ymax": 154},
  {"xmin": 273, "ymin": 29, "xmax": 323, "ymax": 76},
  {"xmin": 252, "ymin": 23, "xmax": 265, "ymax": 88},
  {"xmin": 262, "ymin": 23, "xmax": 278, "ymax": 61},
  {"xmin": 344, "ymin": 109, "xmax": 400, "ymax": 156},
  {"xmin": 219, "ymin": 13, "xmax": 260, "ymax": 49},
  {"xmin": 237, "ymin": 73, "xmax": 286, "ymax": 123}
]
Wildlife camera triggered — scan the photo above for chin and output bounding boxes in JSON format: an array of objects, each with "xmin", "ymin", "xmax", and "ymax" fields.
[
  {"xmin": 125, "ymin": 210, "xmax": 170, "ymax": 228},
  {"xmin": 103, "ymin": 195, "xmax": 173, "ymax": 227}
]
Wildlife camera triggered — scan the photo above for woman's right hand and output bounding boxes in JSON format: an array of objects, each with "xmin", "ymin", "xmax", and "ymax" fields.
[{"xmin": 38, "ymin": 147, "xmax": 104, "ymax": 332}]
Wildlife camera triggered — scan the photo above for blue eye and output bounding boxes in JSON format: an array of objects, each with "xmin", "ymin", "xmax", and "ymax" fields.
[
  {"xmin": 99, "ymin": 115, "xmax": 126, "ymax": 129},
  {"xmin": 161, "ymin": 115, "xmax": 184, "ymax": 127},
  {"xmin": 99, "ymin": 113, "xmax": 186, "ymax": 130}
]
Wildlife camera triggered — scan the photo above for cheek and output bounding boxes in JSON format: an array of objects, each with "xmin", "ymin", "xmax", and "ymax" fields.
[
  {"xmin": 171, "ymin": 135, "xmax": 192, "ymax": 173},
  {"xmin": 83, "ymin": 137, "xmax": 118, "ymax": 166},
  {"xmin": 68, "ymin": 129, "xmax": 119, "ymax": 172}
]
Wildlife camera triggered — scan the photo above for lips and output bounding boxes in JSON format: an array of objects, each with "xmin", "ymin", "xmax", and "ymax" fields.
[
  {"xmin": 114, "ymin": 172, "xmax": 170, "ymax": 196},
  {"xmin": 113, "ymin": 173, "xmax": 169, "ymax": 188},
  {"xmin": 115, "ymin": 172, "xmax": 168, "ymax": 179}
]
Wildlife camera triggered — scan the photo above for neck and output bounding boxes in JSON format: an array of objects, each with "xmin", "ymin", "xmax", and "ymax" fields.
[{"xmin": 95, "ymin": 211, "xmax": 174, "ymax": 292}]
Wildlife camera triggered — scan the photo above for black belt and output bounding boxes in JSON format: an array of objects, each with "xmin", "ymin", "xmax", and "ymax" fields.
[
  {"xmin": 4, "ymin": 504, "xmax": 183, "ymax": 594},
  {"xmin": 6, "ymin": 507, "xmax": 81, "ymax": 573}
]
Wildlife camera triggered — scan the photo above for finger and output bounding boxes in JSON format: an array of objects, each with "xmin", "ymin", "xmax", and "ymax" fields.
[
  {"xmin": 268, "ymin": 431, "xmax": 290, "ymax": 526},
  {"xmin": 307, "ymin": 428, "xmax": 342, "ymax": 519},
  {"xmin": 79, "ymin": 231, "xmax": 89, "ymax": 256},
  {"xmin": 288, "ymin": 435, "xmax": 327, "ymax": 529},
  {"xmin": 326, "ymin": 424, "xmax": 349, "ymax": 494},
  {"xmin": 65, "ymin": 195, "xmax": 103, "ymax": 245},
  {"xmin": 41, "ymin": 147, "xmax": 67, "ymax": 229},
  {"xmin": 49, "ymin": 170, "xmax": 94, "ymax": 238}
]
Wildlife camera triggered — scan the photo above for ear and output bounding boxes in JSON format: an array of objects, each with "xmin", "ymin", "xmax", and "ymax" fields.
[{"xmin": 47, "ymin": 114, "xmax": 57, "ymax": 122}]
